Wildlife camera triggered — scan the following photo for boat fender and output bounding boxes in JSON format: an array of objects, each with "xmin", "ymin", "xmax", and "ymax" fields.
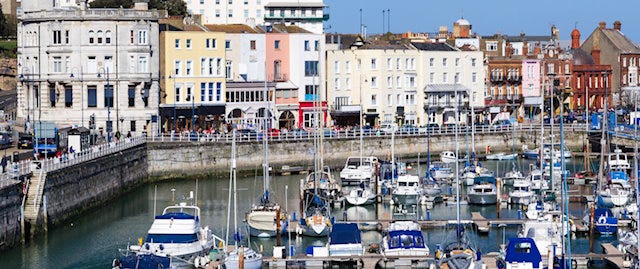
[
  {"xmin": 571, "ymin": 258, "xmax": 577, "ymax": 268},
  {"xmin": 138, "ymin": 237, "xmax": 143, "ymax": 246},
  {"xmin": 597, "ymin": 215, "xmax": 607, "ymax": 224},
  {"xmin": 145, "ymin": 243, "xmax": 150, "ymax": 250},
  {"xmin": 194, "ymin": 257, "xmax": 201, "ymax": 268},
  {"xmin": 435, "ymin": 249, "xmax": 442, "ymax": 260},
  {"xmin": 111, "ymin": 258, "xmax": 120, "ymax": 268},
  {"xmin": 159, "ymin": 244, "xmax": 164, "ymax": 251}
]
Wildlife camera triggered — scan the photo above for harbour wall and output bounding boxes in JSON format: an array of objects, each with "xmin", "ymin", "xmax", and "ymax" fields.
[
  {"xmin": 0, "ymin": 181, "xmax": 23, "ymax": 251},
  {"xmin": 42, "ymin": 143, "xmax": 148, "ymax": 226},
  {"xmin": 147, "ymin": 131, "xmax": 588, "ymax": 179}
]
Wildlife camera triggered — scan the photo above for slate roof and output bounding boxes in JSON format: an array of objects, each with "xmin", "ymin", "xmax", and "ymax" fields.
[
  {"xmin": 325, "ymin": 34, "xmax": 359, "ymax": 49},
  {"xmin": 601, "ymin": 29, "xmax": 640, "ymax": 54},
  {"xmin": 204, "ymin": 24, "xmax": 260, "ymax": 33},
  {"xmin": 361, "ymin": 39, "xmax": 412, "ymax": 50},
  {"xmin": 412, "ymin": 42, "xmax": 457, "ymax": 51}
]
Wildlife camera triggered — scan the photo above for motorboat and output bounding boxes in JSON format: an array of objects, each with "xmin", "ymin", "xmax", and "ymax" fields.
[
  {"xmin": 392, "ymin": 174, "xmax": 422, "ymax": 206},
  {"xmin": 525, "ymin": 200, "xmax": 555, "ymax": 220},
  {"xmin": 467, "ymin": 176, "xmax": 497, "ymax": 205},
  {"xmin": 597, "ymin": 182, "xmax": 631, "ymax": 208},
  {"xmin": 502, "ymin": 169, "xmax": 524, "ymax": 186},
  {"xmin": 528, "ymin": 169, "xmax": 548, "ymax": 191},
  {"xmin": 461, "ymin": 164, "xmax": 493, "ymax": 186},
  {"xmin": 429, "ymin": 162, "xmax": 455, "ymax": 180},
  {"xmin": 508, "ymin": 179, "xmax": 534, "ymax": 205},
  {"xmin": 542, "ymin": 143, "xmax": 572, "ymax": 160},
  {"xmin": 114, "ymin": 203, "xmax": 225, "ymax": 269},
  {"xmin": 381, "ymin": 221, "xmax": 429, "ymax": 256},
  {"xmin": 436, "ymin": 238, "xmax": 483, "ymax": 269},
  {"xmin": 496, "ymin": 237, "xmax": 543, "ymax": 269},
  {"xmin": 593, "ymin": 208, "xmax": 618, "ymax": 235},
  {"xmin": 522, "ymin": 148, "xmax": 540, "ymax": 160},
  {"xmin": 224, "ymin": 247, "xmax": 263, "ymax": 269},
  {"xmin": 486, "ymin": 152, "xmax": 518, "ymax": 161},
  {"xmin": 607, "ymin": 148, "xmax": 630, "ymax": 170},
  {"xmin": 440, "ymin": 151, "xmax": 464, "ymax": 164},
  {"xmin": 345, "ymin": 183, "xmax": 376, "ymax": 206},
  {"xmin": 422, "ymin": 177, "xmax": 443, "ymax": 203},
  {"xmin": 340, "ymin": 156, "xmax": 378, "ymax": 185},
  {"xmin": 329, "ymin": 223, "xmax": 363, "ymax": 256},
  {"xmin": 519, "ymin": 216, "xmax": 565, "ymax": 257}
]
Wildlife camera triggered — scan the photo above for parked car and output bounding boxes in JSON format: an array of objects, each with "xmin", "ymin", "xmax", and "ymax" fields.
[
  {"xmin": 237, "ymin": 129, "xmax": 257, "ymax": 138},
  {"xmin": 379, "ymin": 124, "xmax": 397, "ymax": 134},
  {"xmin": 398, "ymin": 125, "xmax": 419, "ymax": 134},
  {"xmin": 18, "ymin": 132, "xmax": 33, "ymax": 149},
  {"xmin": 291, "ymin": 128, "xmax": 310, "ymax": 137}
]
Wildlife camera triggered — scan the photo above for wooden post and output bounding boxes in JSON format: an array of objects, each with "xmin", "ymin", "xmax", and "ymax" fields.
[
  {"xmin": 239, "ymin": 246, "xmax": 244, "ymax": 269},
  {"xmin": 276, "ymin": 206, "xmax": 281, "ymax": 246},
  {"xmin": 589, "ymin": 204, "xmax": 595, "ymax": 253}
]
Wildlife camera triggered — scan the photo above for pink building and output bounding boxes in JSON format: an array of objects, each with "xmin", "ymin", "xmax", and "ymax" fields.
[{"xmin": 265, "ymin": 33, "xmax": 290, "ymax": 82}]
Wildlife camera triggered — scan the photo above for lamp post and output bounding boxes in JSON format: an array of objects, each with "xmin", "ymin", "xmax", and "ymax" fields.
[
  {"xmin": 97, "ymin": 67, "xmax": 111, "ymax": 143},
  {"xmin": 70, "ymin": 66, "xmax": 84, "ymax": 127}
]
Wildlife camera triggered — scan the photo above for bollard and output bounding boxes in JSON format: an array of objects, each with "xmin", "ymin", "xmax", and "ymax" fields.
[
  {"xmin": 449, "ymin": 186, "xmax": 453, "ymax": 195},
  {"xmin": 289, "ymin": 245, "xmax": 295, "ymax": 257},
  {"xmin": 517, "ymin": 209, "xmax": 522, "ymax": 220},
  {"xmin": 426, "ymin": 210, "xmax": 431, "ymax": 221},
  {"xmin": 292, "ymin": 211, "xmax": 297, "ymax": 221}
]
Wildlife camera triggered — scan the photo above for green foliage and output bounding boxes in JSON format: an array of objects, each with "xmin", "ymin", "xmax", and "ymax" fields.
[
  {"xmin": 0, "ymin": 40, "xmax": 16, "ymax": 58},
  {"xmin": 89, "ymin": 0, "xmax": 187, "ymax": 16}
]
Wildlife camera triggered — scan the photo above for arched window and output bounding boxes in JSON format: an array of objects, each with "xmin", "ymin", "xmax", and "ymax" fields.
[
  {"xmin": 97, "ymin": 30, "xmax": 103, "ymax": 44},
  {"xmin": 105, "ymin": 30, "xmax": 112, "ymax": 44},
  {"xmin": 89, "ymin": 30, "xmax": 95, "ymax": 44}
]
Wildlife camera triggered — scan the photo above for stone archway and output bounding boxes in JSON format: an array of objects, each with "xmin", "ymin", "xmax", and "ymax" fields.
[{"xmin": 278, "ymin": 110, "xmax": 295, "ymax": 130}]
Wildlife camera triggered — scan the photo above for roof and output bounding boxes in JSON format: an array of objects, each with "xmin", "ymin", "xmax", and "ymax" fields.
[
  {"xmin": 159, "ymin": 17, "xmax": 206, "ymax": 32},
  {"xmin": 455, "ymin": 18, "xmax": 470, "ymax": 26},
  {"xmin": 412, "ymin": 42, "xmax": 457, "ymax": 51},
  {"xmin": 330, "ymin": 223, "xmax": 361, "ymax": 245},
  {"xmin": 570, "ymin": 48, "xmax": 595, "ymax": 65},
  {"xmin": 601, "ymin": 29, "xmax": 640, "ymax": 54},
  {"xmin": 424, "ymin": 84, "xmax": 471, "ymax": 94},
  {"xmin": 204, "ymin": 24, "xmax": 259, "ymax": 33},
  {"xmin": 360, "ymin": 39, "xmax": 412, "ymax": 50},
  {"xmin": 271, "ymin": 24, "xmax": 311, "ymax": 34},
  {"xmin": 505, "ymin": 35, "xmax": 553, "ymax": 42},
  {"xmin": 325, "ymin": 33, "xmax": 360, "ymax": 49}
]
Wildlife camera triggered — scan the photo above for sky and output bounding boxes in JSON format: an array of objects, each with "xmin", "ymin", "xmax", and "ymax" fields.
[{"xmin": 323, "ymin": 0, "xmax": 640, "ymax": 43}]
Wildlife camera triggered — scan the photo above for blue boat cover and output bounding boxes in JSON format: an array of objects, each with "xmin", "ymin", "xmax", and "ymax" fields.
[
  {"xmin": 504, "ymin": 237, "xmax": 542, "ymax": 267},
  {"xmin": 609, "ymin": 171, "xmax": 629, "ymax": 181},
  {"xmin": 387, "ymin": 230, "xmax": 426, "ymax": 249},
  {"xmin": 594, "ymin": 208, "xmax": 614, "ymax": 219},
  {"xmin": 330, "ymin": 223, "xmax": 361, "ymax": 245},
  {"xmin": 155, "ymin": 212, "xmax": 197, "ymax": 220},
  {"xmin": 118, "ymin": 253, "xmax": 171, "ymax": 269}
]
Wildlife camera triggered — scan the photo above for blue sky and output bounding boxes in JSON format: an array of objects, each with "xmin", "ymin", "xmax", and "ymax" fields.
[{"xmin": 324, "ymin": 0, "xmax": 640, "ymax": 42}]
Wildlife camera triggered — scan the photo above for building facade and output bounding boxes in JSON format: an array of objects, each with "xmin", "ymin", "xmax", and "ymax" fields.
[{"xmin": 17, "ymin": 1, "xmax": 162, "ymax": 137}]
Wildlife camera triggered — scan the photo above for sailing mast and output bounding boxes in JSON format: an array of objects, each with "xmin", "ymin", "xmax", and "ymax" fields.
[
  {"xmin": 454, "ymin": 87, "xmax": 461, "ymax": 245},
  {"xmin": 263, "ymin": 57, "xmax": 270, "ymax": 202}
]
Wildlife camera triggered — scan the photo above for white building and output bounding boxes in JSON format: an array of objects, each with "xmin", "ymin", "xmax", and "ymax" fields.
[
  {"xmin": 187, "ymin": 0, "xmax": 327, "ymax": 34},
  {"xmin": 17, "ymin": 1, "xmax": 163, "ymax": 138},
  {"xmin": 326, "ymin": 36, "xmax": 485, "ymax": 127}
]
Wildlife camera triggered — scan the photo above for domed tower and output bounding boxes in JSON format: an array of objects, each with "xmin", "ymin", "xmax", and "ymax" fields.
[{"xmin": 453, "ymin": 17, "xmax": 471, "ymax": 38}]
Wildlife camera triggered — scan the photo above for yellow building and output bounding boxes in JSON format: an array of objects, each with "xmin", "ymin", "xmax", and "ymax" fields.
[{"xmin": 160, "ymin": 22, "xmax": 226, "ymax": 132}]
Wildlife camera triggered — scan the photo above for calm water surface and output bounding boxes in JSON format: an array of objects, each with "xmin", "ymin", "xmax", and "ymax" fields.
[{"xmin": 0, "ymin": 157, "xmax": 621, "ymax": 268}]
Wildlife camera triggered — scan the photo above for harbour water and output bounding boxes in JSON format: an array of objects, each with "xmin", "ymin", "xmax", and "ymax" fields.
[{"xmin": 0, "ymin": 157, "xmax": 621, "ymax": 268}]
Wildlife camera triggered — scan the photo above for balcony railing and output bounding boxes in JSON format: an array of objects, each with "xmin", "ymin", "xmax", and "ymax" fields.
[{"xmin": 18, "ymin": 8, "xmax": 164, "ymax": 21}]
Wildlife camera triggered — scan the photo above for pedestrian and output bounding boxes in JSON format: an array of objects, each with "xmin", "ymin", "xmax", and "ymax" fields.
[
  {"xmin": 126, "ymin": 131, "xmax": 132, "ymax": 138},
  {"xmin": 1, "ymin": 155, "xmax": 6, "ymax": 173},
  {"xmin": 69, "ymin": 146, "xmax": 75, "ymax": 154}
]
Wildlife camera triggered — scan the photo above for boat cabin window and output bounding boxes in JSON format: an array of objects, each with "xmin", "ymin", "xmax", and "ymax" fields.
[
  {"xmin": 390, "ymin": 236, "xmax": 400, "ymax": 248},
  {"xmin": 515, "ymin": 242, "xmax": 532, "ymax": 253},
  {"xmin": 399, "ymin": 182, "xmax": 407, "ymax": 187},
  {"xmin": 401, "ymin": 235, "xmax": 414, "ymax": 247},
  {"xmin": 146, "ymin": 233, "xmax": 198, "ymax": 243}
]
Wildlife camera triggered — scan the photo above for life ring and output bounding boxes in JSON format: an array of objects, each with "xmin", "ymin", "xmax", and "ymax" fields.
[{"xmin": 597, "ymin": 215, "xmax": 607, "ymax": 224}]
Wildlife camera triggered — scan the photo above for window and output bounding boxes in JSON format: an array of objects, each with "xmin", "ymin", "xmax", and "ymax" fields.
[
  {"xmin": 87, "ymin": 56, "xmax": 97, "ymax": 73},
  {"xmin": 130, "ymin": 121, "xmax": 136, "ymax": 132},
  {"xmin": 371, "ymin": 76, "xmax": 378, "ymax": 88},
  {"xmin": 175, "ymin": 84, "xmax": 181, "ymax": 103},
  {"xmin": 334, "ymin": 61, "xmax": 340, "ymax": 74},
  {"xmin": 104, "ymin": 84, "xmax": 113, "ymax": 108},
  {"xmin": 429, "ymin": 58, "xmax": 434, "ymax": 67},
  {"xmin": 244, "ymin": 0, "xmax": 248, "ymax": 4},
  {"xmin": 257, "ymin": 9, "xmax": 262, "ymax": 18},
  {"xmin": 225, "ymin": 40, "xmax": 231, "ymax": 49},
  {"xmin": 211, "ymin": 38, "xmax": 217, "ymax": 48},
  {"xmin": 97, "ymin": 30, "xmax": 103, "ymax": 43},
  {"xmin": 396, "ymin": 76, "xmax": 401, "ymax": 88},
  {"xmin": 387, "ymin": 76, "xmax": 392, "ymax": 88},
  {"xmin": 200, "ymin": 58, "xmax": 206, "ymax": 75},
  {"xmin": 129, "ymin": 56, "xmax": 135, "ymax": 73},
  {"xmin": 186, "ymin": 60, "xmax": 193, "ymax": 76},
  {"xmin": 371, "ymin": 94, "xmax": 377, "ymax": 105},
  {"xmin": 105, "ymin": 30, "xmax": 111, "ymax": 44},
  {"xmin": 430, "ymin": 72, "xmax": 434, "ymax": 83},
  {"xmin": 215, "ymin": 0, "xmax": 220, "ymax": 3},
  {"xmin": 129, "ymin": 30, "xmax": 134, "ymax": 44},
  {"xmin": 128, "ymin": 86, "xmax": 135, "ymax": 107},
  {"xmin": 228, "ymin": 9, "xmax": 233, "ymax": 17},
  {"xmin": 206, "ymin": 39, "xmax": 210, "ymax": 48},
  {"xmin": 471, "ymin": 58, "xmax": 476, "ymax": 67},
  {"xmin": 88, "ymin": 86, "xmax": 97, "ymax": 107},
  {"xmin": 250, "ymin": 40, "xmax": 256, "ymax": 50},
  {"xmin": 487, "ymin": 41, "xmax": 498, "ymax": 51},
  {"xmin": 186, "ymin": 39, "xmax": 191, "ymax": 48},
  {"xmin": 387, "ymin": 58, "xmax": 392, "ymax": 70},
  {"xmin": 455, "ymin": 58, "xmax": 460, "ymax": 67},
  {"xmin": 304, "ymin": 61, "xmax": 318, "ymax": 76},
  {"xmin": 175, "ymin": 39, "xmax": 180, "ymax": 48},
  {"xmin": 225, "ymin": 60, "xmax": 231, "ymax": 79},
  {"xmin": 65, "ymin": 56, "xmax": 70, "ymax": 73},
  {"xmin": 274, "ymin": 40, "xmax": 280, "ymax": 49},
  {"xmin": 334, "ymin": 78, "xmax": 340, "ymax": 90},
  {"xmin": 64, "ymin": 85, "xmax": 73, "ymax": 107},
  {"xmin": 408, "ymin": 76, "xmax": 416, "ymax": 88},
  {"xmin": 89, "ymin": 30, "xmax": 95, "ymax": 44},
  {"xmin": 442, "ymin": 72, "xmax": 447, "ymax": 83},
  {"xmin": 387, "ymin": 94, "xmax": 392, "ymax": 106},
  {"xmin": 53, "ymin": 30, "xmax": 62, "ymax": 44},
  {"xmin": 228, "ymin": 0, "xmax": 232, "ymax": 3},
  {"xmin": 304, "ymin": 40, "xmax": 310, "ymax": 51},
  {"xmin": 244, "ymin": 9, "xmax": 249, "ymax": 18},
  {"xmin": 215, "ymin": 9, "xmax": 220, "ymax": 17},
  {"xmin": 371, "ymin": 58, "xmax": 377, "ymax": 69},
  {"xmin": 174, "ymin": 60, "xmax": 181, "ymax": 76},
  {"xmin": 442, "ymin": 58, "xmax": 447, "ymax": 67},
  {"xmin": 455, "ymin": 73, "xmax": 460, "ymax": 84},
  {"xmin": 472, "ymin": 72, "xmax": 477, "ymax": 83},
  {"xmin": 201, "ymin": 82, "xmax": 206, "ymax": 102},
  {"xmin": 216, "ymin": 83, "xmax": 221, "ymax": 101},
  {"xmin": 345, "ymin": 78, "xmax": 351, "ymax": 89},
  {"xmin": 138, "ymin": 56, "xmax": 148, "ymax": 73},
  {"xmin": 53, "ymin": 57, "xmax": 62, "ymax": 73},
  {"xmin": 200, "ymin": 0, "xmax": 204, "ymax": 4},
  {"xmin": 314, "ymin": 40, "xmax": 319, "ymax": 51},
  {"xmin": 137, "ymin": 30, "xmax": 148, "ymax": 45},
  {"xmin": 65, "ymin": 30, "xmax": 69, "ymax": 44},
  {"xmin": 345, "ymin": 61, "xmax": 351, "ymax": 73}
]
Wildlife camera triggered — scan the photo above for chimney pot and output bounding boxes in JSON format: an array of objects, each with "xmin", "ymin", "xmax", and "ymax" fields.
[
  {"xmin": 598, "ymin": 21, "xmax": 606, "ymax": 29},
  {"xmin": 614, "ymin": 21, "xmax": 621, "ymax": 31}
]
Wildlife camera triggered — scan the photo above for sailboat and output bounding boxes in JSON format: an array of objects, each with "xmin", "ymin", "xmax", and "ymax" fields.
[
  {"xmin": 344, "ymin": 109, "xmax": 377, "ymax": 206},
  {"xmin": 435, "ymin": 89, "xmax": 483, "ymax": 269},
  {"xmin": 224, "ymin": 133, "xmax": 263, "ymax": 269},
  {"xmin": 245, "ymin": 81, "xmax": 287, "ymax": 238}
]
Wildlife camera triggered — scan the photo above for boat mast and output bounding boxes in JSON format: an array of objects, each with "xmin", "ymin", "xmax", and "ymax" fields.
[
  {"xmin": 226, "ymin": 132, "xmax": 237, "ymax": 246},
  {"xmin": 598, "ymin": 79, "xmax": 608, "ymax": 192},
  {"xmin": 263, "ymin": 53, "xmax": 270, "ymax": 201},
  {"xmin": 557, "ymin": 77, "xmax": 572, "ymax": 268},
  {"xmin": 454, "ymin": 87, "xmax": 461, "ymax": 245}
]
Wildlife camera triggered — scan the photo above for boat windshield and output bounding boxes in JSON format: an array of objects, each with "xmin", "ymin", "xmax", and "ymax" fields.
[{"xmin": 146, "ymin": 233, "xmax": 198, "ymax": 243}]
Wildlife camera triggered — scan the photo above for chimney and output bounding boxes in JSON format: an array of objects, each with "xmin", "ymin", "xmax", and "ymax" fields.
[
  {"xmin": 614, "ymin": 21, "xmax": 621, "ymax": 31},
  {"xmin": 598, "ymin": 21, "xmax": 606, "ymax": 29},
  {"xmin": 134, "ymin": 0, "xmax": 149, "ymax": 11},
  {"xmin": 533, "ymin": 43, "xmax": 541, "ymax": 55},
  {"xmin": 591, "ymin": 49, "xmax": 601, "ymax": 65},
  {"xmin": 522, "ymin": 41, "xmax": 529, "ymax": 56},
  {"xmin": 571, "ymin": 28, "xmax": 581, "ymax": 49}
]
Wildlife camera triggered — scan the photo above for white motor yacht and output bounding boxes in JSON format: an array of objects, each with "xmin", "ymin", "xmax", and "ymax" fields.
[
  {"xmin": 339, "ymin": 156, "xmax": 378, "ymax": 185},
  {"xmin": 508, "ymin": 179, "xmax": 534, "ymax": 205}
]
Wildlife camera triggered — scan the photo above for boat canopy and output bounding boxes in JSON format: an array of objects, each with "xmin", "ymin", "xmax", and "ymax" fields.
[
  {"xmin": 330, "ymin": 223, "xmax": 362, "ymax": 245},
  {"xmin": 473, "ymin": 176, "xmax": 496, "ymax": 185},
  {"xmin": 387, "ymin": 230, "xmax": 426, "ymax": 249},
  {"xmin": 504, "ymin": 237, "xmax": 542, "ymax": 265}
]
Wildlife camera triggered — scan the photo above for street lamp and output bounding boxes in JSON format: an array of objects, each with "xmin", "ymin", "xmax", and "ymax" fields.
[
  {"xmin": 97, "ymin": 67, "xmax": 112, "ymax": 143},
  {"xmin": 70, "ymin": 66, "xmax": 84, "ymax": 127}
]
